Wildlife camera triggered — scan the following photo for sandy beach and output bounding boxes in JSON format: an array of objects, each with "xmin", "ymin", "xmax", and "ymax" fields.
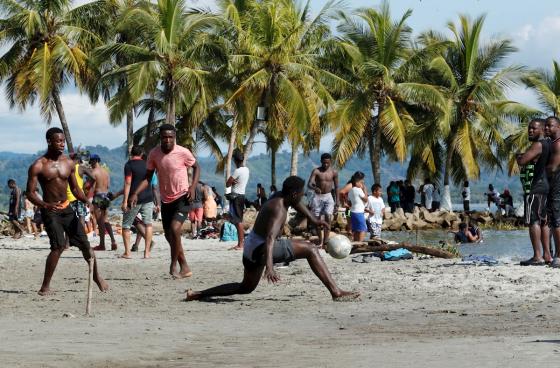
[{"xmin": 1, "ymin": 233, "xmax": 560, "ymax": 368}]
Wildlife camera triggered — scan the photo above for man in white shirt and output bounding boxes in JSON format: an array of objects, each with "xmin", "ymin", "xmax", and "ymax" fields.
[
  {"xmin": 462, "ymin": 181, "xmax": 471, "ymax": 212},
  {"xmin": 365, "ymin": 184, "xmax": 385, "ymax": 238},
  {"xmin": 423, "ymin": 178, "xmax": 434, "ymax": 210},
  {"xmin": 226, "ymin": 149, "xmax": 250, "ymax": 250}
]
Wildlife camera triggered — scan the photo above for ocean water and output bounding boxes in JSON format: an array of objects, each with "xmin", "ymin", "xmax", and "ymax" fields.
[{"xmin": 381, "ymin": 229, "xmax": 537, "ymax": 263}]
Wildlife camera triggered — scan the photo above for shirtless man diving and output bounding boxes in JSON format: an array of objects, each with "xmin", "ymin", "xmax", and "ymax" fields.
[
  {"xmin": 89, "ymin": 154, "xmax": 117, "ymax": 251},
  {"xmin": 186, "ymin": 176, "xmax": 359, "ymax": 302},
  {"xmin": 307, "ymin": 153, "xmax": 338, "ymax": 248},
  {"xmin": 26, "ymin": 127, "xmax": 108, "ymax": 295}
]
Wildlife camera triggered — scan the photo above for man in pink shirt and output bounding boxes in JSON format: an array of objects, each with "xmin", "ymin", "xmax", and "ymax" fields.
[{"xmin": 130, "ymin": 124, "xmax": 200, "ymax": 278}]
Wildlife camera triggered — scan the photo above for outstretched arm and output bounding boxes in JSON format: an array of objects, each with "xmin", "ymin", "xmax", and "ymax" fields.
[
  {"xmin": 263, "ymin": 208, "xmax": 285, "ymax": 284},
  {"xmin": 188, "ymin": 162, "xmax": 200, "ymax": 200}
]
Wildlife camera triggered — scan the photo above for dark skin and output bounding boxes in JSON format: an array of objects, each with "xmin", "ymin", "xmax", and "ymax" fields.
[
  {"xmin": 185, "ymin": 188, "xmax": 360, "ymax": 302},
  {"xmin": 307, "ymin": 158, "xmax": 339, "ymax": 247},
  {"xmin": 226, "ymin": 158, "xmax": 246, "ymax": 250},
  {"xmin": 26, "ymin": 132, "xmax": 108, "ymax": 296},
  {"xmin": 90, "ymin": 159, "xmax": 117, "ymax": 250},
  {"xmin": 8, "ymin": 181, "xmax": 25, "ymax": 239},
  {"xmin": 516, "ymin": 120, "xmax": 552, "ymax": 263},
  {"xmin": 130, "ymin": 129, "xmax": 200, "ymax": 278},
  {"xmin": 546, "ymin": 118, "xmax": 560, "ymax": 261}
]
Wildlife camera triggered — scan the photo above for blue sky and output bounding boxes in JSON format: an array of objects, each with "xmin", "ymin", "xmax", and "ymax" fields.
[{"xmin": 1, "ymin": 0, "xmax": 559, "ymax": 154}]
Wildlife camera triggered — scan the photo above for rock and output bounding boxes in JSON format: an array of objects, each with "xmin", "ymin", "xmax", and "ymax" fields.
[
  {"xmin": 384, "ymin": 212, "xmax": 393, "ymax": 220},
  {"xmin": 394, "ymin": 207, "xmax": 405, "ymax": 218},
  {"xmin": 388, "ymin": 218, "xmax": 405, "ymax": 231}
]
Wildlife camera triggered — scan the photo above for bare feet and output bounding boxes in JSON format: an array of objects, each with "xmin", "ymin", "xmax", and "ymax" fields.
[
  {"xmin": 143, "ymin": 253, "xmax": 151, "ymax": 259},
  {"xmin": 185, "ymin": 289, "xmax": 200, "ymax": 301},
  {"xmin": 332, "ymin": 291, "xmax": 361, "ymax": 302},
  {"xmin": 111, "ymin": 243, "xmax": 118, "ymax": 251},
  {"xmin": 172, "ymin": 270, "xmax": 193, "ymax": 279},
  {"xmin": 13, "ymin": 232, "xmax": 22, "ymax": 240},
  {"xmin": 228, "ymin": 245, "xmax": 243, "ymax": 251},
  {"xmin": 38, "ymin": 287, "xmax": 55, "ymax": 296},
  {"xmin": 93, "ymin": 245, "xmax": 106, "ymax": 251},
  {"xmin": 95, "ymin": 278, "xmax": 110, "ymax": 292},
  {"xmin": 119, "ymin": 253, "xmax": 132, "ymax": 259}
]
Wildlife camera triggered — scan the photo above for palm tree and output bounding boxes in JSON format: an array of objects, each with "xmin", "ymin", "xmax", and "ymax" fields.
[
  {"xmin": 221, "ymin": 0, "xmax": 345, "ymax": 179},
  {"xmin": 0, "ymin": 0, "xmax": 108, "ymax": 152},
  {"xmin": 523, "ymin": 60, "xmax": 560, "ymax": 116},
  {"xmin": 412, "ymin": 16, "xmax": 533, "ymax": 195},
  {"xmin": 331, "ymin": 1, "xmax": 446, "ymax": 185},
  {"xmin": 95, "ymin": 0, "xmax": 222, "ymax": 127}
]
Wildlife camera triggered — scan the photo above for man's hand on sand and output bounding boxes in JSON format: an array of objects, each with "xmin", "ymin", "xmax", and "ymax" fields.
[{"xmin": 265, "ymin": 267, "xmax": 280, "ymax": 284}]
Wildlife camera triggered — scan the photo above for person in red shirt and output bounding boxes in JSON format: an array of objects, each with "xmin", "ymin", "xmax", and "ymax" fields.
[{"xmin": 130, "ymin": 124, "xmax": 200, "ymax": 278}]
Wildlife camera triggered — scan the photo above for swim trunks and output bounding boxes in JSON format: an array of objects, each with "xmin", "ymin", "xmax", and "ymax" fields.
[
  {"xmin": 161, "ymin": 194, "xmax": 193, "ymax": 231},
  {"xmin": 242, "ymin": 232, "xmax": 295, "ymax": 270},
  {"xmin": 524, "ymin": 193, "xmax": 547, "ymax": 226},
  {"xmin": 41, "ymin": 206, "xmax": 89, "ymax": 251},
  {"xmin": 70, "ymin": 200, "xmax": 88, "ymax": 218},
  {"xmin": 228, "ymin": 194, "xmax": 245, "ymax": 225},
  {"xmin": 92, "ymin": 192, "xmax": 111, "ymax": 210},
  {"xmin": 311, "ymin": 193, "xmax": 335, "ymax": 217}
]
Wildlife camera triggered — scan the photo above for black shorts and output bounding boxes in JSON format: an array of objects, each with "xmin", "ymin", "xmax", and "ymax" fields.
[
  {"xmin": 242, "ymin": 238, "xmax": 296, "ymax": 270},
  {"xmin": 41, "ymin": 206, "xmax": 89, "ymax": 251},
  {"xmin": 229, "ymin": 195, "xmax": 245, "ymax": 225},
  {"xmin": 525, "ymin": 194, "xmax": 547, "ymax": 225},
  {"xmin": 463, "ymin": 200, "xmax": 470, "ymax": 212},
  {"xmin": 161, "ymin": 195, "xmax": 193, "ymax": 232}
]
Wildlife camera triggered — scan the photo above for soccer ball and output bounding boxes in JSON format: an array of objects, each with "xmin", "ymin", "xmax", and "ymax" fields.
[{"xmin": 326, "ymin": 234, "xmax": 353, "ymax": 259}]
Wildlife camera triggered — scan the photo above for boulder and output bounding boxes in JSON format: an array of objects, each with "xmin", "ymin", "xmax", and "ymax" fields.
[
  {"xmin": 394, "ymin": 207, "xmax": 405, "ymax": 218},
  {"xmin": 384, "ymin": 212, "xmax": 393, "ymax": 220}
]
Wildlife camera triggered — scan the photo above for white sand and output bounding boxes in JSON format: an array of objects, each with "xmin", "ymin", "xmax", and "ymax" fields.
[{"xmin": 1, "ymin": 233, "xmax": 560, "ymax": 367}]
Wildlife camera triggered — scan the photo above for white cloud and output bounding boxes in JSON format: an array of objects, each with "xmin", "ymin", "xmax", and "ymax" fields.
[{"xmin": 512, "ymin": 16, "xmax": 560, "ymax": 69}]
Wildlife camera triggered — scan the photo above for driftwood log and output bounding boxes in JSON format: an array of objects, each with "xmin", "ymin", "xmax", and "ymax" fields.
[{"xmin": 351, "ymin": 240, "xmax": 456, "ymax": 259}]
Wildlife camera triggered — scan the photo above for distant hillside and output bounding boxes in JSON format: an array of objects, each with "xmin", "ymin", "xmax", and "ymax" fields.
[{"xmin": 0, "ymin": 146, "xmax": 521, "ymax": 210}]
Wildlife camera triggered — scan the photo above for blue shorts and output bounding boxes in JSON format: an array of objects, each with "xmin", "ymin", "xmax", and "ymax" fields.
[{"xmin": 350, "ymin": 212, "xmax": 367, "ymax": 232}]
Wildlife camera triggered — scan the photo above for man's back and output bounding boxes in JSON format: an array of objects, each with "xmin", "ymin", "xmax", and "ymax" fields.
[
  {"xmin": 252, "ymin": 197, "xmax": 286, "ymax": 238},
  {"xmin": 125, "ymin": 159, "xmax": 152, "ymax": 204},
  {"xmin": 92, "ymin": 166, "xmax": 110, "ymax": 193}
]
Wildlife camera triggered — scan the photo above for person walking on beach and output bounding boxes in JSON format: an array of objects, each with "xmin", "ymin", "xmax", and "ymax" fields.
[
  {"xmin": 7, "ymin": 179, "xmax": 25, "ymax": 239},
  {"xmin": 545, "ymin": 116, "xmax": 560, "ymax": 267},
  {"xmin": 307, "ymin": 153, "xmax": 339, "ymax": 248},
  {"xmin": 120, "ymin": 145, "xmax": 154, "ymax": 259},
  {"xmin": 517, "ymin": 118, "xmax": 552, "ymax": 266},
  {"xmin": 90, "ymin": 154, "xmax": 117, "ymax": 251},
  {"xmin": 185, "ymin": 176, "xmax": 360, "ymax": 302},
  {"xmin": 462, "ymin": 181, "xmax": 470, "ymax": 212},
  {"xmin": 188, "ymin": 180, "xmax": 204, "ymax": 239},
  {"xmin": 129, "ymin": 124, "xmax": 200, "ymax": 278},
  {"xmin": 226, "ymin": 149, "xmax": 250, "ymax": 250},
  {"xmin": 26, "ymin": 127, "xmax": 108, "ymax": 295}
]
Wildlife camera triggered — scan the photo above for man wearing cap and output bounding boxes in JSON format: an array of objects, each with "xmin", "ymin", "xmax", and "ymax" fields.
[
  {"xmin": 226, "ymin": 149, "xmax": 250, "ymax": 250},
  {"xmin": 129, "ymin": 124, "xmax": 200, "ymax": 278}
]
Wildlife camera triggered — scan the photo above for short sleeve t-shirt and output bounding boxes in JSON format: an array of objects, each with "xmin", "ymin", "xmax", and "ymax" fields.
[
  {"xmin": 147, "ymin": 145, "xmax": 196, "ymax": 203},
  {"xmin": 124, "ymin": 159, "xmax": 152, "ymax": 204},
  {"xmin": 423, "ymin": 184, "xmax": 434, "ymax": 202},
  {"xmin": 462, "ymin": 187, "xmax": 471, "ymax": 201},
  {"xmin": 366, "ymin": 196, "xmax": 385, "ymax": 224},
  {"xmin": 232, "ymin": 166, "xmax": 250, "ymax": 195},
  {"xmin": 348, "ymin": 187, "xmax": 366, "ymax": 213}
]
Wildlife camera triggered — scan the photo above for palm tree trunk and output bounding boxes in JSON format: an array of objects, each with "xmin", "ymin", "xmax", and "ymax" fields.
[
  {"xmin": 53, "ymin": 92, "xmax": 74, "ymax": 153},
  {"xmin": 225, "ymin": 118, "xmax": 239, "ymax": 181},
  {"xmin": 290, "ymin": 140, "xmax": 298, "ymax": 176},
  {"xmin": 242, "ymin": 120, "xmax": 260, "ymax": 166},
  {"xmin": 144, "ymin": 105, "xmax": 156, "ymax": 150},
  {"xmin": 126, "ymin": 109, "xmax": 134, "ymax": 155},
  {"xmin": 166, "ymin": 97, "xmax": 175, "ymax": 126},
  {"xmin": 271, "ymin": 147, "xmax": 277, "ymax": 187},
  {"xmin": 443, "ymin": 142, "xmax": 453, "ymax": 185}
]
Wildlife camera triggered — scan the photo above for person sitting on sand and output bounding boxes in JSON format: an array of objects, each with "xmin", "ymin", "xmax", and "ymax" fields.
[
  {"xmin": 26, "ymin": 127, "xmax": 108, "ymax": 295},
  {"xmin": 186, "ymin": 176, "xmax": 360, "ymax": 302}
]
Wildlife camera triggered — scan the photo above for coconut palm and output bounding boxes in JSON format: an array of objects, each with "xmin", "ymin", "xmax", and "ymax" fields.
[
  {"xmin": 331, "ymin": 1, "xmax": 447, "ymax": 185},
  {"xmin": 0, "ymin": 0, "xmax": 109, "ymax": 152},
  {"xmin": 221, "ymin": 0, "xmax": 345, "ymax": 178},
  {"xmin": 411, "ymin": 16, "xmax": 535, "ymax": 191},
  {"xmin": 95, "ymin": 0, "xmax": 222, "ymax": 128},
  {"xmin": 522, "ymin": 60, "xmax": 560, "ymax": 116}
]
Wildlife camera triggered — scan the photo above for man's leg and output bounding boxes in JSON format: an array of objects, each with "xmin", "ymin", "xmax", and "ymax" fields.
[
  {"xmin": 291, "ymin": 240, "xmax": 359, "ymax": 300},
  {"xmin": 186, "ymin": 266, "xmax": 264, "ymax": 301},
  {"xmin": 168, "ymin": 219, "xmax": 191, "ymax": 278},
  {"xmin": 38, "ymin": 248, "xmax": 64, "ymax": 295},
  {"xmin": 144, "ymin": 224, "xmax": 153, "ymax": 258},
  {"xmin": 528, "ymin": 223, "xmax": 544, "ymax": 261},
  {"xmin": 11, "ymin": 220, "xmax": 24, "ymax": 239},
  {"xmin": 93, "ymin": 206, "xmax": 106, "ymax": 249},
  {"xmin": 102, "ymin": 209, "xmax": 117, "ymax": 250},
  {"xmin": 121, "ymin": 229, "xmax": 132, "ymax": 258},
  {"xmin": 542, "ymin": 224, "xmax": 552, "ymax": 262}
]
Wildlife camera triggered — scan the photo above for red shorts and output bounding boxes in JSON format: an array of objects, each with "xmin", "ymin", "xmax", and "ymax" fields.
[{"xmin": 189, "ymin": 207, "xmax": 203, "ymax": 222}]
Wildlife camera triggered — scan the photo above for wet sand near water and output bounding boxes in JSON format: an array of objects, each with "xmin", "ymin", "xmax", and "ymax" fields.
[{"xmin": 1, "ymin": 234, "xmax": 560, "ymax": 367}]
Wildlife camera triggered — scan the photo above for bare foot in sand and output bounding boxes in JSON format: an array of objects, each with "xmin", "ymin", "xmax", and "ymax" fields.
[
  {"xmin": 111, "ymin": 243, "xmax": 118, "ymax": 251},
  {"xmin": 185, "ymin": 289, "xmax": 200, "ymax": 301},
  {"xmin": 172, "ymin": 270, "xmax": 193, "ymax": 279},
  {"xmin": 38, "ymin": 287, "xmax": 55, "ymax": 296},
  {"xmin": 119, "ymin": 253, "xmax": 132, "ymax": 259},
  {"xmin": 228, "ymin": 245, "xmax": 243, "ymax": 251},
  {"xmin": 95, "ymin": 278, "xmax": 110, "ymax": 292},
  {"xmin": 92, "ymin": 245, "xmax": 106, "ymax": 251},
  {"xmin": 332, "ymin": 291, "xmax": 360, "ymax": 302}
]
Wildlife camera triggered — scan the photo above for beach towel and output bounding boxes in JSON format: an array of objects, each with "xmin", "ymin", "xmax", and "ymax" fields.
[
  {"xmin": 383, "ymin": 248, "xmax": 413, "ymax": 261},
  {"xmin": 220, "ymin": 222, "xmax": 238, "ymax": 242},
  {"xmin": 459, "ymin": 255, "xmax": 498, "ymax": 266}
]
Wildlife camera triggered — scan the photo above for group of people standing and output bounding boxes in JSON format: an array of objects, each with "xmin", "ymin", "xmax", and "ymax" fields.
[{"xmin": 517, "ymin": 116, "xmax": 560, "ymax": 267}]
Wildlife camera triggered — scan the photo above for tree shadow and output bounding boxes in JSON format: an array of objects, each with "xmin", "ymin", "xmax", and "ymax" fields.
[{"xmin": 0, "ymin": 289, "xmax": 27, "ymax": 294}]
